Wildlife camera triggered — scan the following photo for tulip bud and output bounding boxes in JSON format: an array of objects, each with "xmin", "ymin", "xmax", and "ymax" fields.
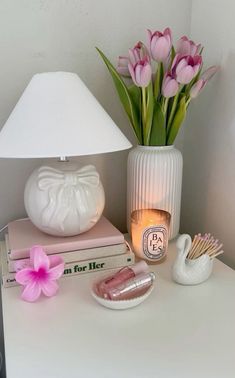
[
  {"xmin": 190, "ymin": 79, "xmax": 205, "ymax": 98},
  {"xmin": 176, "ymin": 36, "xmax": 202, "ymax": 56},
  {"xmin": 129, "ymin": 41, "xmax": 149, "ymax": 65},
  {"xmin": 117, "ymin": 56, "xmax": 130, "ymax": 77},
  {"xmin": 172, "ymin": 54, "xmax": 202, "ymax": 84},
  {"xmin": 190, "ymin": 66, "xmax": 219, "ymax": 98},
  {"xmin": 147, "ymin": 27, "xmax": 172, "ymax": 62},
  {"xmin": 201, "ymin": 65, "xmax": 219, "ymax": 81},
  {"xmin": 162, "ymin": 73, "xmax": 179, "ymax": 98},
  {"xmin": 128, "ymin": 56, "xmax": 152, "ymax": 87}
]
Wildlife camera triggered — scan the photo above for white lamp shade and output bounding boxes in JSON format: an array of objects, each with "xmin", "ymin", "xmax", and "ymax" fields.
[{"xmin": 0, "ymin": 72, "xmax": 132, "ymax": 158}]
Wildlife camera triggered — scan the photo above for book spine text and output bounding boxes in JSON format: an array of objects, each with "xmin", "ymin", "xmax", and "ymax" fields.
[{"xmin": 2, "ymin": 252, "xmax": 135, "ymax": 288}]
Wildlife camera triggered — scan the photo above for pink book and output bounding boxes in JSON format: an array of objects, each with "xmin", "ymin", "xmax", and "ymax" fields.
[{"xmin": 8, "ymin": 216, "xmax": 124, "ymax": 260}]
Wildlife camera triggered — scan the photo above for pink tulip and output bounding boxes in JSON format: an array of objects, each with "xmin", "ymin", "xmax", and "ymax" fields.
[
  {"xmin": 172, "ymin": 53, "xmax": 202, "ymax": 84},
  {"xmin": 176, "ymin": 36, "xmax": 202, "ymax": 56},
  {"xmin": 162, "ymin": 72, "xmax": 179, "ymax": 97},
  {"xmin": 128, "ymin": 56, "xmax": 152, "ymax": 87},
  {"xmin": 117, "ymin": 56, "xmax": 130, "ymax": 77},
  {"xmin": 189, "ymin": 79, "xmax": 206, "ymax": 98},
  {"xmin": 190, "ymin": 65, "xmax": 219, "ymax": 98},
  {"xmin": 15, "ymin": 245, "xmax": 64, "ymax": 302},
  {"xmin": 129, "ymin": 41, "xmax": 148, "ymax": 65},
  {"xmin": 147, "ymin": 27, "xmax": 172, "ymax": 62},
  {"xmin": 201, "ymin": 65, "xmax": 219, "ymax": 81}
]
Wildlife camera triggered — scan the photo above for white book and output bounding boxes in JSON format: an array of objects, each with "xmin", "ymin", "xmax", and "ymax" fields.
[
  {"xmin": 5, "ymin": 234, "xmax": 127, "ymax": 273},
  {"xmin": 0, "ymin": 241, "xmax": 135, "ymax": 288}
]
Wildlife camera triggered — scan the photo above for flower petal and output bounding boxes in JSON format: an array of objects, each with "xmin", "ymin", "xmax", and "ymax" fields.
[
  {"xmin": 146, "ymin": 29, "xmax": 152, "ymax": 51},
  {"xmin": 163, "ymin": 27, "xmax": 172, "ymax": 39},
  {"xmin": 155, "ymin": 37, "xmax": 171, "ymax": 61},
  {"xmin": 31, "ymin": 245, "xmax": 50, "ymax": 271},
  {"xmin": 175, "ymin": 58, "xmax": 187, "ymax": 75},
  {"xmin": 201, "ymin": 65, "xmax": 219, "ymax": 81},
  {"xmin": 176, "ymin": 38, "xmax": 190, "ymax": 55},
  {"xmin": 21, "ymin": 282, "xmax": 41, "ymax": 302},
  {"xmin": 48, "ymin": 255, "xmax": 64, "ymax": 268},
  {"xmin": 135, "ymin": 64, "xmax": 142, "ymax": 85},
  {"xmin": 41, "ymin": 280, "xmax": 59, "ymax": 297},
  {"xmin": 129, "ymin": 48, "xmax": 137, "ymax": 65},
  {"xmin": 140, "ymin": 64, "xmax": 152, "ymax": 87},
  {"xmin": 48, "ymin": 262, "xmax": 65, "ymax": 280},
  {"xmin": 15, "ymin": 268, "xmax": 34, "ymax": 285},
  {"xmin": 177, "ymin": 66, "xmax": 195, "ymax": 84},
  {"xmin": 117, "ymin": 66, "xmax": 130, "ymax": 76},
  {"xmin": 171, "ymin": 53, "xmax": 181, "ymax": 73},
  {"xmin": 117, "ymin": 56, "xmax": 130, "ymax": 77},
  {"xmin": 162, "ymin": 78, "xmax": 179, "ymax": 97},
  {"xmin": 190, "ymin": 79, "xmax": 205, "ymax": 98},
  {"xmin": 128, "ymin": 63, "xmax": 137, "ymax": 86}
]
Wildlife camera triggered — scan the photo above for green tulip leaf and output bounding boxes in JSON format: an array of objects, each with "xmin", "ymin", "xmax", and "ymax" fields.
[
  {"xmin": 167, "ymin": 95, "xmax": 186, "ymax": 145},
  {"xmin": 128, "ymin": 85, "xmax": 141, "ymax": 107},
  {"xmin": 154, "ymin": 62, "xmax": 164, "ymax": 99},
  {"xmin": 96, "ymin": 47, "xmax": 142, "ymax": 143},
  {"xmin": 145, "ymin": 82, "xmax": 154, "ymax": 144},
  {"xmin": 170, "ymin": 46, "xmax": 176, "ymax": 65},
  {"xmin": 128, "ymin": 85, "xmax": 141, "ymax": 122},
  {"xmin": 128, "ymin": 85, "xmax": 142, "ymax": 143},
  {"xmin": 149, "ymin": 101, "xmax": 166, "ymax": 146}
]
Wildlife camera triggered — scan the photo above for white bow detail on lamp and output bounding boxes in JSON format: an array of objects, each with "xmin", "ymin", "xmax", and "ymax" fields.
[
  {"xmin": 25, "ymin": 165, "xmax": 104, "ymax": 236},
  {"xmin": 0, "ymin": 72, "xmax": 132, "ymax": 236}
]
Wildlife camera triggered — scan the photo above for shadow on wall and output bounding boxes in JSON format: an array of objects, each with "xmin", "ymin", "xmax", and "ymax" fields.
[{"xmin": 181, "ymin": 52, "xmax": 235, "ymax": 268}]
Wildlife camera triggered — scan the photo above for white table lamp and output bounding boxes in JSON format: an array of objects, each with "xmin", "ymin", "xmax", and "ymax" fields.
[{"xmin": 0, "ymin": 72, "xmax": 132, "ymax": 236}]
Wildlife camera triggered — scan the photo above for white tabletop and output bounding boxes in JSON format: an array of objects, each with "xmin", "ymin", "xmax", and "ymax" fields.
[{"xmin": 2, "ymin": 238, "xmax": 235, "ymax": 378}]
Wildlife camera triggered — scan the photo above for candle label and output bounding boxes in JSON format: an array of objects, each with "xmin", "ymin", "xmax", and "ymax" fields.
[{"xmin": 142, "ymin": 226, "xmax": 167, "ymax": 260}]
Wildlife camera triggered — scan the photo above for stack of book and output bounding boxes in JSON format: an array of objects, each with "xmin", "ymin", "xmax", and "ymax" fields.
[{"xmin": 0, "ymin": 216, "xmax": 134, "ymax": 288}]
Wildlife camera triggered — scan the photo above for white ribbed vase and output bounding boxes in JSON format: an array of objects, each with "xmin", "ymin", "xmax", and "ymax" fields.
[{"xmin": 127, "ymin": 145, "xmax": 183, "ymax": 240}]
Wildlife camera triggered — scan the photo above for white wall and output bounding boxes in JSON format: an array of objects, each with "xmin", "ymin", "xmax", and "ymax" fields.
[
  {"xmin": 2, "ymin": 1, "xmax": 233, "ymax": 269},
  {"xmin": 0, "ymin": 0, "xmax": 191, "ymax": 233},
  {"xmin": 181, "ymin": 0, "xmax": 235, "ymax": 268}
]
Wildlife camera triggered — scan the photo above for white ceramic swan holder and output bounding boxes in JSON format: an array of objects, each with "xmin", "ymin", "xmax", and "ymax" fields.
[{"xmin": 172, "ymin": 233, "xmax": 223, "ymax": 285}]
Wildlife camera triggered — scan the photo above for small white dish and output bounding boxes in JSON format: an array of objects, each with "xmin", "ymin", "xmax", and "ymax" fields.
[{"xmin": 91, "ymin": 285, "xmax": 154, "ymax": 310}]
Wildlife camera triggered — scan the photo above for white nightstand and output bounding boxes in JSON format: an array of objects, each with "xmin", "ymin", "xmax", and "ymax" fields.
[{"xmin": 1, "ymin": 238, "xmax": 235, "ymax": 378}]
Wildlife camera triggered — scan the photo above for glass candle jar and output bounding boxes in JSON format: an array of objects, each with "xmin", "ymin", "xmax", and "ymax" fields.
[{"xmin": 131, "ymin": 209, "xmax": 171, "ymax": 263}]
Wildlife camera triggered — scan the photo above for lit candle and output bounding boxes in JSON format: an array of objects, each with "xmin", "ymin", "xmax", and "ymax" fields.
[{"xmin": 131, "ymin": 209, "xmax": 171, "ymax": 263}]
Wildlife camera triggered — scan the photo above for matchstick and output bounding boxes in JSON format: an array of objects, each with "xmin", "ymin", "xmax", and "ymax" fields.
[{"xmin": 187, "ymin": 233, "xmax": 223, "ymax": 260}]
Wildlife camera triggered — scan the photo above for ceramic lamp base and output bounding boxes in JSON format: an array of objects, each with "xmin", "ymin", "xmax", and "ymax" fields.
[{"xmin": 24, "ymin": 163, "xmax": 105, "ymax": 236}]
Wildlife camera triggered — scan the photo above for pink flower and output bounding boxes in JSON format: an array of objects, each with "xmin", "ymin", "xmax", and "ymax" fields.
[
  {"xmin": 162, "ymin": 72, "xmax": 179, "ymax": 98},
  {"xmin": 147, "ymin": 27, "xmax": 172, "ymax": 62},
  {"xmin": 190, "ymin": 65, "xmax": 219, "ymax": 98},
  {"xmin": 128, "ymin": 56, "xmax": 152, "ymax": 87},
  {"xmin": 190, "ymin": 79, "xmax": 206, "ymax": 98},
  {"xmin": 172, "ymin": 53, "xmax": 202, "ymax": 84},
  {"xmin": 15, "ymin": 246, "xmax": 64, "ymax": 302},
  {"xmin": 176, "ymin": 36, "xmax": 202, "ymax": 56},
  {"xmin": 128, "ymin": 41, "xmax": 149, "ymax": 65},
  {"xmin": 117, "ymin": 56, "xmax": 130, "ymax": 77},
  {"xmin": 201, "ymin": 65, "xmax": 219, "ymax": 81}
]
